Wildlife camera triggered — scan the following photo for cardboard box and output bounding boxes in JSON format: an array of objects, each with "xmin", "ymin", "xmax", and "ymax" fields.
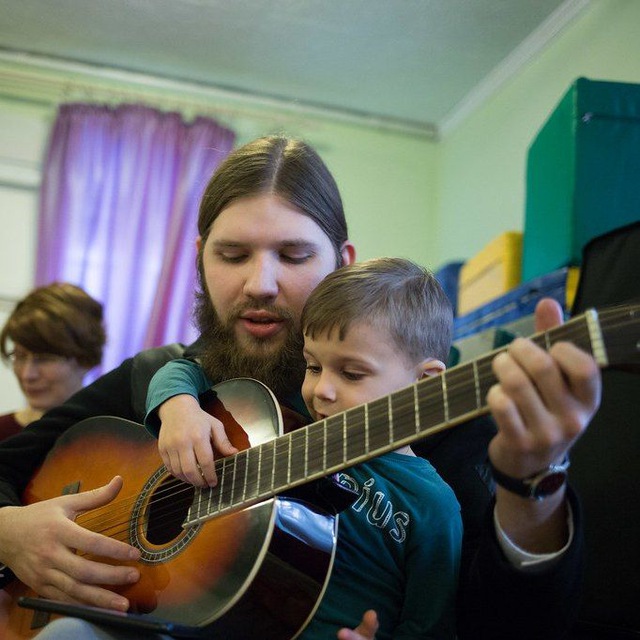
[
  {"xmin": 454, "ymin": 267, "xmax": 574, "ymax": 341},
  {"xmin": 523, "ymin": 77, "xmax": 640, "ymax": 281},
  {"xmin": 458, "ymin": 231, "xmax": 522, "ymax": 315}
]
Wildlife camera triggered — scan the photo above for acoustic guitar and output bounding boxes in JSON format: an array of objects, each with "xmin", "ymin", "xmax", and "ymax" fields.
[{"xmin": 2, "ymin": 304, "xmax": 639, "ymax": 639}]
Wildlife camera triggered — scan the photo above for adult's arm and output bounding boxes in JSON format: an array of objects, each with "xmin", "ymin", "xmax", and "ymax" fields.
[
  {"xmin": 0, "ymin": 359, "xmax": 144, "ymax": 609},
  {"xmin": 419, "ymin": 419, "xmax": 584, "ymax": 640},
  {"xmin": 414, "ymin": 299, "xmax": 598, "ymax": 639}
]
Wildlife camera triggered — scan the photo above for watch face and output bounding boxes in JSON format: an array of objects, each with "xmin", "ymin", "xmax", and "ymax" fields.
[{"xmin": 533, "ymin": 471, "xmax": 567, "ymax": 498}]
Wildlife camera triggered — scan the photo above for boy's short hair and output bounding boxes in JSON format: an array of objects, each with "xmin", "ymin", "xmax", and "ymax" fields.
[{"xmin": 302, "ymin": 257, "xmax": 453, "ymax": 364}]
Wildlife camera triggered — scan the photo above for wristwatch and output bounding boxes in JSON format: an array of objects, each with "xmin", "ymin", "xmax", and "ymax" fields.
[{"xmin": 488, "ymin": 456, "xmax": 570, "ymax": 500}]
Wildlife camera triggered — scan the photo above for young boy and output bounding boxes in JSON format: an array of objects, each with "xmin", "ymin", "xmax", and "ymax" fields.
[{"xmin": 145, "ymin": 257, "xmax": 462, "ymax": 639}]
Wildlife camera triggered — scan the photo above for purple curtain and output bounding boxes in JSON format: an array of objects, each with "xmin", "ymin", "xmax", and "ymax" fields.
[{"xmin": 36, "ymin": 103, "xmax": 235, "ymax": 379}]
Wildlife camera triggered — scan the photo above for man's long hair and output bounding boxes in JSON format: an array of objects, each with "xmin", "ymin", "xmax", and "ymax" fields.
[{"xmin": 193, "ymin": 136, "xmax": 346, "ymax": 396}]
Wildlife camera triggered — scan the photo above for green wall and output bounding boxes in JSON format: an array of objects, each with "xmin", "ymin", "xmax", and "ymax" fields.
[
  {"xmin": 436, "ymin": 0, "xmax": 640, "ymax": 268},
  {"xmin": 313, "ymin": 125, "xmax": 437, "ymax": 266}
]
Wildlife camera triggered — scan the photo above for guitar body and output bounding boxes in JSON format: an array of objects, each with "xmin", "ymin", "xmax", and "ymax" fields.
[{"xmin": 1, "ymin": 379, "xmax": 337, "ymax": 639}]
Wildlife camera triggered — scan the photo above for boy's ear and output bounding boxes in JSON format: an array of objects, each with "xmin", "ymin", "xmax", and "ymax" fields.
[
  {"xmin": 417, "ymin": 358, "xmax": 446, "ymax": 379},
  {"xmin": 196, "ymin": 236, "xmax": 202, "ymax": 253}
]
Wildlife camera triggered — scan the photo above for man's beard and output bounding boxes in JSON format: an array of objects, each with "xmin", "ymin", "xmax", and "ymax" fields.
[{"xmin": 194, "ymin": 290, "xmax": 307, "ymax": 400}]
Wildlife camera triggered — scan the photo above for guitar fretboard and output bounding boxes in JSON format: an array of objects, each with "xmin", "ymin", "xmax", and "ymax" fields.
[{"xmin": 185, "ymin": 306, "xmax": 633, "ymax": 527}]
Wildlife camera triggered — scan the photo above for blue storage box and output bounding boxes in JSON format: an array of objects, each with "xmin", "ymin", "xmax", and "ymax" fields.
[
  {"xmin": 453, "ymin": 267, "xmax": 572, "ymax": 340},
  {"xmin": 434, "ymin": 261, "xmax": 464, "ymax": 316}
]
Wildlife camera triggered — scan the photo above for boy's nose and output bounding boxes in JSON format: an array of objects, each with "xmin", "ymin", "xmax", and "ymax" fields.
[{"xmin": 313, "ymin": 374, "xmax": 336, "ymax": 402}]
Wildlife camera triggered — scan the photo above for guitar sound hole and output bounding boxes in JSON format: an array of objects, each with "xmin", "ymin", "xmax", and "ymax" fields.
[{"xmin": 145, "ymin": 476, "xmax": 195, "ymax": 545}]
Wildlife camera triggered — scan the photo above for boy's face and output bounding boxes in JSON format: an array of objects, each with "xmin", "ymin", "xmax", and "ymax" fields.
[{"xmin": 302, "ymin": 320, "xmax": 428, "ymax": 421}]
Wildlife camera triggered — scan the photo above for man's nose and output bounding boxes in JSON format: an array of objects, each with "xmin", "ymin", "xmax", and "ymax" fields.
[{"xmin": 243, "ymin": 255, "xmax": 279, "ymax": 300}]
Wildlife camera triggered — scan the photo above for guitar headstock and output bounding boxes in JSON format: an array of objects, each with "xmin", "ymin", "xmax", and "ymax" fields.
[{"xmin": 597, "ymin": 303, "xmax": 640, "ymax": 373}]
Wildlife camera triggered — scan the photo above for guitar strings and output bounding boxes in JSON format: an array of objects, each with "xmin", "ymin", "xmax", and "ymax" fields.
[
  {"xmin": 74, "ymin": 309, "xmax": 638, "ymax": 543},
  {"xmin": 75, "ymin": 309, "xmax": 636, "ymax": 539},
  {"xmin": 75, "ymin": 313, "xmax": 618, "ymax": 540}
]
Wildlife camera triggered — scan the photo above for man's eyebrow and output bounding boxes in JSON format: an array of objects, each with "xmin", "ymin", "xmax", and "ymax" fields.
[
  {"xmin": 278, "ymin": 240, "xmax": 319, "ymax": 249},
  {"xmin": 212, "ymin": 239, "xmax": 320, "ymax": 249},
  {"xmin": 211, "ymin": 240, "xmax": 243, "ymax": 247}
]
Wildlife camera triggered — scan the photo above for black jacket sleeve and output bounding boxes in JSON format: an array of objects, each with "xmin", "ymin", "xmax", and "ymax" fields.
[{"xmin": 413, "ymin": 415, "xmax": 584, "ymax": 640}]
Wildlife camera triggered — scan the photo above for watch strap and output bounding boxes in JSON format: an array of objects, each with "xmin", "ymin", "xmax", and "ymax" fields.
[{"xmin": 488, "ymin": 456, "xmax": 570, "ymax": 500}]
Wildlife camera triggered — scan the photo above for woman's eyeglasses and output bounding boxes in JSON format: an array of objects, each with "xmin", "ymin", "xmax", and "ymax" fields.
[{"xmin": 6, "ymin": 352, "xmax": 69, "ymax": 369}]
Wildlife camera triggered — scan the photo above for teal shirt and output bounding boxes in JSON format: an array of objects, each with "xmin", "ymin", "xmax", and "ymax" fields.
[
  {"xmin": 145, "ymin": 358, "xmax": 211, "ymax": 436},
  {"xmin": 145, "ymin": 358, "xmax": 309, "ymax": 434},
  {"xmin": 146, "ymin": 360, "xmax": 462, "ymax": 639},
  {"xmin": 301, "ymin": 454, "xmax": 461, "ymax": 640}
]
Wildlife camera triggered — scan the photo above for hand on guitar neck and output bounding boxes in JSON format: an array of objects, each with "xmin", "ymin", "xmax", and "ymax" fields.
[
  {"xmin": 487, "ymin": 298, "xmax": 602, "ymax": 554},
  {"xmin": 0, "ymin": 476, "xmax": 141, "ymax": 611},
  {"xmin": 157, "ymin": 393, "xmax": 238, "ymax": 488}
]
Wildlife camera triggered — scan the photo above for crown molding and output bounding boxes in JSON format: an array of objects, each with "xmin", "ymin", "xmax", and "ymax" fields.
[{"xmin": 438, "ymin": 0, "xmax": 591, "ymax": 137}]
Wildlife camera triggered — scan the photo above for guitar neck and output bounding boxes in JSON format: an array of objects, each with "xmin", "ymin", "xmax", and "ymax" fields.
[{"xmin": 185, "ymin": 305, "xmax": 639, "ymax": 527}]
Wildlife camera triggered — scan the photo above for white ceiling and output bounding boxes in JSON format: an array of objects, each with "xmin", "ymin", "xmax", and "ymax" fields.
[{"xmin": 0, "ymin": 0, "xmax": 591, "ymax": 137}]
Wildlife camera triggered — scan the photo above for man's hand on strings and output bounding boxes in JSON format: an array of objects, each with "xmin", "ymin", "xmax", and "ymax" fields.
[{"xmin": 0, "ymin": 476, "xmax": 141, "ymax": 610}]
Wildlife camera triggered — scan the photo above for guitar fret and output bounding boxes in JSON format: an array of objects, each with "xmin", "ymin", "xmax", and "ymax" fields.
[
  {"xmin": 476, "ymin": 354, "xmax": 495, "ymax": 406},
  {"xmin": 272, "ymin": 432, "xmax": 290, "ymax": 489},
  {"xmin": 323, "ymin": 418, "xmax": 327, "ymax": 470},
  {"xmin": 389, "ymin": 387, "xmax": 415, "ymax": 444},
  {"xmin": 345, "ymin": 406, "xmax": 367, "ymax": 463},
  {"xmin": 244, "ymin": 448, "xmax": 258, "ymax": 501},
  {"xmin": 287, "ymin": 432, "xmax": 292, "ymax": 484},
  {"xmin": 417, "ymin": 376, "xmax": 445, "ymax": 432},
  {"xmin": 218, "ymin": 457, "xmax": 234, "ymax": 512},
  {"xmin": 388, "ymin": 396, "xmax": 393, "ymax": 444},
  {"xmin": 367, "ymin": 397, "xmax": 390, "ymax": 454},
  {"xmin": 198, "ymin": 487, "xmax": 208, "ymax": 521},
  {"xmin": 445, "ymin": 363, "xmax": 480, "ymax": 421},
  {"xmin": 206, "ymin": 476, "xmax": 215, "ymax": 516},
  {"xmin": 289, "ymin": 429, "xmax": 306, "ymax": 485},
  {"xmin": 270, "ymin": 439, "xmax": 277, "ymax": 493},
  {"xmin": 414, "ymin": 384, "xmax": 420, "ymax": 434},
  {"xmin": 585, "ymin": 309, "xmax": 609, "ymax": 366},
  {"xmin": 255, "ymin": 447, "xmax": 264, "ymax": 496},
  {"xmin": 189, "ymin": 487, "xmax": 202, "ymax": 522},
  {"xmin": 230, "ymin": 454, "xmax": 242, "ymax": 507},
  {"xmin": 342, "ymin": 412, "xmax": 347, "ymax": 463},
  {"xmin": 365, "ymin": 404, "xmax": 369, "ymax": 452},
  {"xmin": 255, "ymin": 445, "xmax": 262, "ymax": 496},
  {"xmin": 257, "ymin": 440, "xmax": 274, "ymax": 497},
  {"xmin": 473, "ymin": 360, "xmax": 481, "ymax": 409},
  {"xmin": 442, "ymin": 374, "xmax": 449, "ymax": 423},
  {"xmin": 307, "ymin": 420, "xmax": 326, "ymax": 476},
  {"xmin": 216, "ymin": 457, "xmax": 225, "ymax": 512}
]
